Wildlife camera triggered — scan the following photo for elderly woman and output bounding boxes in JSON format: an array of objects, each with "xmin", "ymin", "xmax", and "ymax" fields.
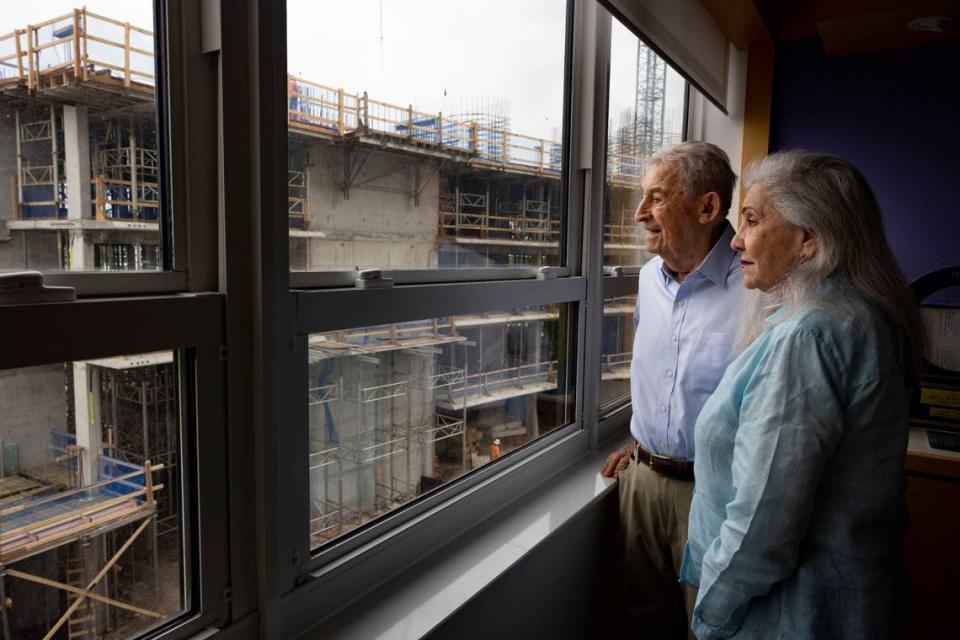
[{"xmin": 679, "ymin": 151, "xmax": 923, "ymax": 639}]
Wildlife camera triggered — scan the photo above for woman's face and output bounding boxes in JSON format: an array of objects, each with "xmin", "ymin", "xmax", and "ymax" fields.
[{"xmin": 731, "ymin": 184, "xmax": 812, "ymax": 291}]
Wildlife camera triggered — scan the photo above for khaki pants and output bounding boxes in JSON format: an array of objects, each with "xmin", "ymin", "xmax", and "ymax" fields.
[{"xmin": 619, "ymin": 450, "xmax": 697, "ymax": 640}]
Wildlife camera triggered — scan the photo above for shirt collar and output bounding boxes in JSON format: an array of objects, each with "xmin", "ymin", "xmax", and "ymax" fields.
[{"xmin": 659, "ymin": 221, "xmax": 738, "ymax": 288}]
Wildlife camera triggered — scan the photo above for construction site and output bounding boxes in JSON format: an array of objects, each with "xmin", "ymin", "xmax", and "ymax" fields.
[{"xmin": 0, "ymin": 7, "xmax": 680, "ymax": 638}]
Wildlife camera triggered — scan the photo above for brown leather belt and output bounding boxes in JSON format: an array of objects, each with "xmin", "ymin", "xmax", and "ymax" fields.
[{"xmin": 632, "ymin": 444, "xmax": 694, "ymax": 481}]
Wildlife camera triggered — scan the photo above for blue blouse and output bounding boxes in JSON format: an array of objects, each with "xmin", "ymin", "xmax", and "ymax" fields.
[{"xmin": 680, "ymin": 293, "xmax": 910, "ymax": 639}]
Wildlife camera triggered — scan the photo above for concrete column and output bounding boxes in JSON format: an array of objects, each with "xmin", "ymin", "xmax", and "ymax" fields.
[
  {"xmin": 73, "ymin": 362, "xmax": 102, "ymax": 485},
  {"xmin": 68, "ymin": 230, "xmax": 91, "ymax": 270},
  {"xmin": 62, "ymin": 105, "xmax": 91, "ymax": 220},
  {"xmin": 63, "ymin": 106, "xmax": 92, "ymax": 270}
]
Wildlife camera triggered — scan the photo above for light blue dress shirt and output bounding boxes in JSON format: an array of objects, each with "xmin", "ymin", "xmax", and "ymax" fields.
[
  {"xmin": 680, "ymin": 290, "xmax": 910, "ymax": 639},
  {"xmin": 630, "ymin": 222, "xmax": 745, "ymax": 460}
]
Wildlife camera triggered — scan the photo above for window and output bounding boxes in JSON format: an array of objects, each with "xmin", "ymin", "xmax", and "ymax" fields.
[
  {"xmin": 600, "ymin": 293, "xmax": 635, "ymax": 409},
  {"xmin": 0, "ymin": 353, "xmax": 187, "ymax": 639},
  {"xmin": 286, "ymin": 0, "xmax": 569, "ymax": 274},
  {"xmin": 604, "ymin": 20, "xmax": 686, "ymax": 268},
  {"xmin": 307, "ymin": 305, "xmax": 573, "ymax": 548},
  {"xmin": 0, "ymin": 4, "xmax": 166, "ymax": 273},
  {"xmin": 595, "ymin": 20, "xmax": 687, "ymax": 415},
  {"xmin": 0, "ymin": 3, "xmax": 229, "ymax": 640}
]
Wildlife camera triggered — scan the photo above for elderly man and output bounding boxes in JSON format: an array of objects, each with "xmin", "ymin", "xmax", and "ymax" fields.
[{"xmin": 601, "ymin": 141, "xmax": 744, "ymax": 639}]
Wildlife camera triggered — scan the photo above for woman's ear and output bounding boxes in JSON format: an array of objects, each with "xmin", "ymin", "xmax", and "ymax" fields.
[
  {"xmin": 697, "ymin": 192, "xmax": 722, "ymax": 225},
  {"xmin": 800, "ymin": 228, "xmax": 818, "ymax": 259}
]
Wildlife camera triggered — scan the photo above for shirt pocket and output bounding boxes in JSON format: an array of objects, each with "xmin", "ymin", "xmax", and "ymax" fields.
[{"xmin": 685, "ymin": 330, "xmax": 734, "ymax": 394}]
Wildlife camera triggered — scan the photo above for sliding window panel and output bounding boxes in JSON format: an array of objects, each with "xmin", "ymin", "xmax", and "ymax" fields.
[
  {"xmin": 0, "ymin": 352, "xmax": 187, "ymax": 639},
  {"xmin": 0, "ymin": 2, "xmax": 169, "ymax": 276},
  {"xmin": 306, "ymin": 304, "xmax": 574, "ymax": 549},
  {"xmin": 0, "ymin": 0, "xmax": 218, "ymax": 297},
  {"xmin": 0, "ymin": 296, "xmax": 229, "ymax": 640},
  {"xmin": 603, "ymin": 18, "xmax": 687, "ymax": 268},
  {"xmin": 285, "ymin": 0, "xmax": 572, "ymax": 276}
]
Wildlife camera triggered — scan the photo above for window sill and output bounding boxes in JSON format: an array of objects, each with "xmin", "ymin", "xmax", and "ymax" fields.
[{"xmin": 310, "ymin": 435, "xmax": 630, "ymax": 639}]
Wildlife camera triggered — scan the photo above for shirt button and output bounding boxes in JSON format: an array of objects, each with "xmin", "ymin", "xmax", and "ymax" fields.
[
  {"xmin": 676, "ymin": 300, "xmax": 685, "ymax": 308},
  {"xmin": 671, "ymin": 335, "xmax": 678, "ymax": 343},
  {"xmin": 666, "ymin": 369, "xmax": 674, "ymax": 378},
  {"xmin": 659, "ymin": 405, "xmax": 667, "ymax": 413}
]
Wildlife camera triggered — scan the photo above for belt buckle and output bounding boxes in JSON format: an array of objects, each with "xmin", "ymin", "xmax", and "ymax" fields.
[{"xmin": 649, "ymin": 453, "xmax": 672, "ymax": 475}]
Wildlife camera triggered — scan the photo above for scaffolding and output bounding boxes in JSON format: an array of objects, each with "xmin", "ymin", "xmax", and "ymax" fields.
[
  {"xmin": 93, "ymin": 118, "xmax": 160, "ymax": 222},
  {"xmin": 14, "ymin": 106, "xmax": 64, "ymax": 219},
  {"xmin": 0, "ymin": 353, "xmax": 179, "ymax": 639},
  {"xmin": 288, "ymin": 169, "xmax": 307, "ymax": 229}
]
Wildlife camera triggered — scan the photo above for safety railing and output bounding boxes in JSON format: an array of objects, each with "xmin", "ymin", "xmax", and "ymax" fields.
[
  {"xmin": 0, "ymin": 9, "xmax": 653, "ymax": 187},
  {"xmin": 462, "ymin": 361, "xmax": 558, "ymax": 398},
  {"xmin": 313, "ymin": 318, "xmax": 460, "ymax": 353},
  {"xmin": 601, "ymin": 352, "xmax": 632, "ymax": 372},
  {"xmin": 439, "ymin": 210, "xmax": 562, "ymax": 244},
  {"xmin": 93, "ymin": 175, "xmax": 160, "ymax": 221},
  {"xmin": 0, "ymin": 8, "xmax": 154, "ymax": 90}
]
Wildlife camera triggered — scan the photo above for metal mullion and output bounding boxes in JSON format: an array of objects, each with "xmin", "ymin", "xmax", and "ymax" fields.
[
  {"xmin": 188, "ymin": 345, "xmax": 231, "ymax": 627},
  {"xmin": 581, "ymin": 5, "xmax": 613, "ymax": 450},
  {"xmin": 283, "ymin": 334, "xmax": 311, "ymax": 595},
  {"xmin": 602, "ymin": 274, "xmax": 639, "ymax": 299},
  {"xmin": 169, "ymin": 0, "xmax": 219, "ymax": 290},
  {"xmin": 0, "ymin": 293, "xmax": 223, "ymax": 369},
  {"xmin": 295, "ymin": 278, "xmax": 586, "ymax": 335},
  {"xmin": 560, "ymin": 0, "xmax": 579, "ymax": 273},
  {"xmin": 564, "ymin": 0, "xmax": 593, "ymax": 279}
]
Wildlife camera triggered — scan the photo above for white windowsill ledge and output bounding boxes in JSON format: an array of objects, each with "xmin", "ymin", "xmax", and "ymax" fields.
[{"xmin": 316, "ymin": 436, "xmax": 630, "ymax": 639}]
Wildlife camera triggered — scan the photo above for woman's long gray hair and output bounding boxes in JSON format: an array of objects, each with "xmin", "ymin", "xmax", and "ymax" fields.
[{"xmin": 737, "ymin": 150, "xmax": 924, "ymax": 380}]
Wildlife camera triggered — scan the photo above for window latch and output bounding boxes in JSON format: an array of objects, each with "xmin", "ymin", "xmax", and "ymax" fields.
[
  {"xmin": 536, "ymin": 266, "xmax": 560, "ymax": 280},
  {"xmin": 0, "ymin": 271, "xmax": 75, "ymax": 305},
  {"xmin": 355, "ymin": 268, "xmax": 394, "ymax": 289},
  {"xmin": 603, "ymin": 266, "xmax": 641, "ymax": 277}
]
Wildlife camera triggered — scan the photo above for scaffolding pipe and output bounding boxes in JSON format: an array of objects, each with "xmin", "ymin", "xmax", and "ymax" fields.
[
  {"xmin": 14, "ymin": 111, "xmax": 22, "ymax": 216},
  {"xmin": 129, "ymin": 118, "xmax": 139, "ymax": 216},
  {"xmin": 49, "ymin": 105, "xmax": 58, "ymax": 213}
]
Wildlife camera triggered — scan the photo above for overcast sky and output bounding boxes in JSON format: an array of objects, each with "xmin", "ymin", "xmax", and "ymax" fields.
[{"xmin": 4, "ymin": 1, "xmax": 686, "ymax": 143}]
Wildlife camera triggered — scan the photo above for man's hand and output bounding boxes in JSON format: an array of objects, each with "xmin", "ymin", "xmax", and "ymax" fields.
[{"xmin": 600, "ymin": 443, "xmax": 635, "ymax": 478}]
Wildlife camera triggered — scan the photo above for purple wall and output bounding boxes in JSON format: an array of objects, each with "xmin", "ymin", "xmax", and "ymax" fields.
[{"xmin": 770, "ymin": 39, "xmax": 960, "ymax": 285}]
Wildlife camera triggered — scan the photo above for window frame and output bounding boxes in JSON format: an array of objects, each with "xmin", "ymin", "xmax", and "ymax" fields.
[
  {"xmin": 0, "ymin": 294, "xmax": 231, "ymax": 640},
  {"xmin": 15, "ymin": 0, "xmax": 221, "ymax": 297},
  {"xmin": 594, "ymin": 16, "xmax": 692, "ymax": 417},
  {"xmin": 282, "ymin": 1, "xmax": 577, "ymax": 282},
  {"xmin": 0, "ymin": 0, "xmax": 235, "ymax": 637},
  {"xmin": 258, "ymin": 0, "xmax": 612, "ymax": 626}
]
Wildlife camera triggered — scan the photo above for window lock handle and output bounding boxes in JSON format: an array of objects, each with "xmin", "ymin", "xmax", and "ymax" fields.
[
  {"xmin": 0, "ymin": 271, "xmax": 76, "ymax": 305},
  {"xmin": 355, "ymin": 268, "xmax": 394, "ymax": 289}
]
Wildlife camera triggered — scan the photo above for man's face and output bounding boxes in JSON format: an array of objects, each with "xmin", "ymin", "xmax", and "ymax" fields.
[{"xmin": 634, "ymin": 162, "xmax": 698, "ymax": 266}]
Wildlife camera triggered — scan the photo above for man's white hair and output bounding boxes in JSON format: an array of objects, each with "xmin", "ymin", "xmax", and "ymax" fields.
[{"xmin": 649, "ymin": 141, "xmax": 737, "ymax": 216}]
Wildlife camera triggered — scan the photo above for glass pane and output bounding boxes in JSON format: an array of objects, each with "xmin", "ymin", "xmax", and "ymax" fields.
[
  {"xmin": 0, "ymin": 4, "xmax": 165, "ymax": 272},
  {"xmin": 287, "ymin": 1, "xmax": 568, "ymax": 271},
  {"xmin": 604, "ymin": 20, "xmax": 686, "ymax": 267},
  {"xmin": 307, "ymin": 305, "xmax": 573, "ymax": 548},
  {"xmin": 0, "ymin": 352, "xmax": 187, "ymax": 638},
  {"xmin": 600, "ymin": 294, "xmax": 635, "ymax": 410}
]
